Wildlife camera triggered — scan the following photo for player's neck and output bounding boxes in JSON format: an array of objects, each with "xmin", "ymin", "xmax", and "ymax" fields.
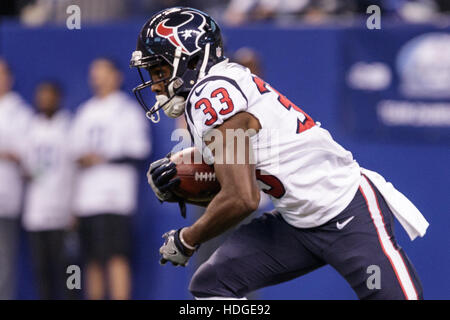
[
  {"xmin": 95, "ymin": 88, "xmax": 118, "ymax": 99},
  {"xmin": 0, "ymin": 89, "xmax": 11, "ymax": 99},
  {"xmin": 41, "ymin": 109, "xmax": 58, "ymax": 119}
]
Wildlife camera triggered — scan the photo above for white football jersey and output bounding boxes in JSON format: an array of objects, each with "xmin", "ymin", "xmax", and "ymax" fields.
[
  {"xmin": 0, "ymin": 92, "xmax": 32, "ymax": 218},
  {"xmin": 22, "ymin": 111, "xmax": 75, "ymax": 231},
  {"xmin": 185, "ymin": 60, "xmax": 361, "ymax": 228},
  {"xmin": 70, "ymin": 91, "xmax": 151, "ymax": 217}
]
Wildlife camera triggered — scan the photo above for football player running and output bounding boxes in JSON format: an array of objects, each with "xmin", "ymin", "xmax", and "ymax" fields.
[{"xmin": 130, "ymin": 7, "xmax": 429, "ymax": 299}]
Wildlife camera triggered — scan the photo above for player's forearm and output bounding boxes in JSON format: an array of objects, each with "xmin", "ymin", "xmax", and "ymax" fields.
[{"xmin": 182, "ymin": 189, "xmax": 259, "ymax": 247}]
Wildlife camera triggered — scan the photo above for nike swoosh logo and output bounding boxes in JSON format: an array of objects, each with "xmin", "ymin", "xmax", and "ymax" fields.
[
  {"xmin": 194, "ymin": 83, "xmax": 208, "ymax": 96},
  {"xmin": 336, "ymin": 216, "xmax": 355, "ymax": 230},
  {"xmin": 165, "ymin": 250, "xmax": 177, "ymax": 255}
]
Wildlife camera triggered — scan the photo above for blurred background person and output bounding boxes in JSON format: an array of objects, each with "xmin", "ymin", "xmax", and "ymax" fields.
[
  {"xmin": 223, "ymin": 0, "xmax": 311, "ymax": 26},
  {"xmin": 70, "ymin": 58, "xmax": 151, "ymax": 300},
  {"xmin": 22, "ymin": 81, "xmax": 76, "ymax": 300},
  {"xmin": 0, "ymin": 58, "xmax": 32, "ymax": 299},
  {"xmin": 0, "ymin": 1, "xmax": 32, "ymax": 18},
  {"xmin": 15, "ymin": 0, "xmax": 225, "ymax": 26},
  {"xmin": 2, "ymin": 0, "xmax": 449, "ymax": 27},
  {"xmin": 20, "ymin": 0, "xmax": 128, "ymax": 26},
  {"xmin": 232, "ymin": 47, "xmax": 264, "ymax": 77},
  {"xmin": 222, "ymin": 0, "xmax": 448, "ymax": 25}
]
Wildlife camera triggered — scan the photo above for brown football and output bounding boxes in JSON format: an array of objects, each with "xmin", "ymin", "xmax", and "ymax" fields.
[{"xmin": 170, "ymin": 147, "xmax": 220, "ymax": 202}]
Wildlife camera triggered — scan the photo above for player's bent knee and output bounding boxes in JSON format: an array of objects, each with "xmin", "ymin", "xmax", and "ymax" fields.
[{"xmin": 189, "ymin": 261, "xmax": 240, "ymax": 299}]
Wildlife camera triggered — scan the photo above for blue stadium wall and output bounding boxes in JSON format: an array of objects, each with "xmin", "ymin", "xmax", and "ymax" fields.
[{"xmin": 0, "ymin": 20, "xmax": 448, "ymax": 300}]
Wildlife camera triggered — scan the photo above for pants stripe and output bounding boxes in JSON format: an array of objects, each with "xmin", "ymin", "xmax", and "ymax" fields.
[
  {"xmin": 195, "ymin": 296, "xmax": 248, "ymax": 300},
  {"xmin": 359, "ymin": 176, "xmax": 418, "ymax": 300}
]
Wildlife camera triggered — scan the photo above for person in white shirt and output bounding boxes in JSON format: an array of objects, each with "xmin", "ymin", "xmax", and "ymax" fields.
[
  {"xmin": 22, "ymin": 81, "xmax": 76, "ymax": 299},
  {"xmin": 71, "ymin": 58, "xmax": 151, "ymax": 300},
  {"xmin": 0, "ymin": 58, "xmax": 32, "ymax": 299}
]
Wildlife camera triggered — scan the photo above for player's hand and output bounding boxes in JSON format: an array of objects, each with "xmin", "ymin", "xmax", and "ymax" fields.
[
  {"xmin": 77, "ymin": 153, "xmax": 104, "ymax": 168},
  {"xmin": 159, "ymin": 229, "xmax": 194, "ymax": 267},
  {"xmin": 147, "ymin": 157, "xmax": 180, "ymax": 202},
  {"xmin": 0, "ymin": 152, "xmax": 21, "ymax": 165}
]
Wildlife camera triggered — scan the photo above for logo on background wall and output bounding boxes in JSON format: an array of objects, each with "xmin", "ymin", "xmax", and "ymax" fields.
[
  {"xmin": 397, "ymin": 32, "xmax": 450, "ymax": 98},
  {"xmin": 155, "ymin": 10, "xmax": 206, "ymax": 55},
  {"xmin": 347, "ymin": 62, "xmax": 392, "ymax": 90}
]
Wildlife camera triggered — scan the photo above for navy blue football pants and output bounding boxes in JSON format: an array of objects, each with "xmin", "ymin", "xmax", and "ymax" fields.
[{"xmin": 189, "ymin": 175, "xmax": 423, "ymax": 300}]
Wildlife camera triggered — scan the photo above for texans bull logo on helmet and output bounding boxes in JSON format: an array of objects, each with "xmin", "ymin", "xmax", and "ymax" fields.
[{"xmin": 154, "ymin": 10, "xmax": 206, "ymax": 55}]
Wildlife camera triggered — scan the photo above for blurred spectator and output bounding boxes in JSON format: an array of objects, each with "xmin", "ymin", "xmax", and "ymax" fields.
[
  {"xmin": 139, "ymin": 0, "xmax": 226, "ymax": 14},
  {"xmin": 0, "ymin": 1, "xmax": 32, "ymax": 17},
  {"xmin": 18, "ymin": 0, "xmax": 227, "ymax": 26},
  {"xmin": 397, "ymin": 0, "xmax": 440, "ymax": 22},
  {"xmin": 436, "ymin": 0, "xmax": 450, "ymax": 12},
  {"xmin": 5, "ymin": 0, "xmax": 449, "ymax": 26},
  {"xmin": 222, "ymin": 0, "xmax": 371, "ymax": 25},
  {"xmin": 70, "ymin": 58, "xmax": 151, "ymax": 300},
  {"xmin": 22, "ymin": 81, "xmax": 76, "ymax": 299},
  {"xmin": 0, "ymin": 58, "xmax": 32, "ymax": 299},
  {"xmin": 20, "ymin": 0, "xmax": 128, "ymax": 26},
  {"xmin": 232, "ymin": 47, "xmax": 264, "ymax": 77},
  {"xmin": 222, "ymin": 0, "xmax": 449, "ymax": 25},
  {"xmin": 223, "ymin": 0, "xmax": 311, "ymax": 25}
]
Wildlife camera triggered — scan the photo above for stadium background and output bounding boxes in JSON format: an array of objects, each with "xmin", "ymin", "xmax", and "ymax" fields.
[{"xmin": 0, "ymin": 2, "xmax": 448, "ymax": 300}]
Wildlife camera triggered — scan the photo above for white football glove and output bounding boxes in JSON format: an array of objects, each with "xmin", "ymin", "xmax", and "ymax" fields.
[{"xmin": 159, "ymin": 229, "xmax": 194, "ymax": 267}]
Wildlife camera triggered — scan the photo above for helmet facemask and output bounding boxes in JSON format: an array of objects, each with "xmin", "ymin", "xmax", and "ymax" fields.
[
  {"xmin": 131, "ymin": 51, "xmax": 182, "ymax": 123},
  {"xmin": 131, "ymin": 43, "xmax": 212, "ymax": 123}
]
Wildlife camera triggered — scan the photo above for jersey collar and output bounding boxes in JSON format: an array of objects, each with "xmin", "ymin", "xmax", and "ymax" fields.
[{"xmin": 205, "ymin": 58, "xmax": 229, "ymax": 77}]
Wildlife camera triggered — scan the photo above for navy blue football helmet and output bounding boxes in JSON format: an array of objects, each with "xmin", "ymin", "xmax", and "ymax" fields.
[{"xmin": 130, "ymin": 7, "xmax": 225, "ymax": 122}]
